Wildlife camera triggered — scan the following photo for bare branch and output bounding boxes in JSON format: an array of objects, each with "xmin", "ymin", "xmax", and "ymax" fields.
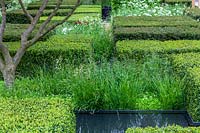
[
  {"xmin": 18, "ymin": 0, "xmax": 33, "ymax": 22},
  {"xmin": 14, "ymin": 0, "xmax": 49, "ymax": 66},
  {"xmin": 21, "ymin": 0, "xmax": 49, "ymax": 41},
  {"xmin": 31, "ymin": 0, "xmax": 63, "ymax": 44},
  {"xmin": 0, "ymin": 1, "xmax": 12, "ymax": 68},
  {"xmin": 28, "ymin": 0, "xmax": 81, "ymax": 45},
  {"xmin": 0, "ymin": 0, "xmax": 6, "ymax": 42}
]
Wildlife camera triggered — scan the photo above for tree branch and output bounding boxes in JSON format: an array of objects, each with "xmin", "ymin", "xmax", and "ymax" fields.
[
  {"xmin": 28, "ymin": 0, "xmax": 81, "ymax": 45},
  {"xmin": 18, "ymin": 0, "xmax": 33, "ymax": 22},
  {"xmin": 0, "ymin": 1, "xmax": 12, "ymax": 68},
  {"xmin": 21, "ymin": 0, "xmax": 49, "ymax": 41},
  {"xmin": 33, "ymin": 0, "xmax": 63, "ymax": 42},
  {"xmin": 14, "ymin": 0, "xmax": 49, "ymax": 66}
]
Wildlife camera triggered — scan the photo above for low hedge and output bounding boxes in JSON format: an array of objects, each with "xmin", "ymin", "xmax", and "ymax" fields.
[
  {"xmin": 126, "ymin": 125, "xmax": 200, "ymax": 133},
  {"xmin": 7, "ymin": 6, "xmax": 101, "ymax": 24},
  {"xmin": 116, "ymin": 40, "xmax": 200, "ymax": 59},
  {"xmin": 40, "ymin": 13, "xmax": 100, "ymax": 23},
  {"xmin": 171, "ymin": 53, "xmax": 200, "ymax": 121},
  {"xmin": 113, "ymin": 16, "xmax": 199, "ymax": 28},
  {"xmin": 30, "ymin": 0, "xmax": 78, "ymax": 5},
  {"xmin": 0, "ymin": 97, "xmax": 75, "ymax": 132},
  {"xmin": 27, "ymin": 4, "xmax": 75, "ymax": 10},
  {"xmin": 7, "ymin": 9, "xmax": 71, "ymax": 24},
  {"xmin": 4, "ymin": 24, "xmax": 51, "ymax": 42},
  {"xmin": 171, "ymin": 53, "xmax": 200, "ymax": 70},
  {"xmin": 74, "ymin": 7, "xmax": 101, "ymax": 14},
  {"xmin": 114, "ymin": 27, "xmax": 200, "ymax": 41},
  {"xmin": 186, "ymin": 8, "xmax": 200, "ymax": 20},
  {"xmin": 6, "ymin": 34, "xmax": 91, "ymax": 76}
]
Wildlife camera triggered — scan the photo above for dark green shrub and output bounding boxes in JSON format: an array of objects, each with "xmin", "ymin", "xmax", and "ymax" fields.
[
  {"xmin": 113, "ymin": 16, "xmax": 199, "ymax": 28},
  {"xmin": 116, "ymin": 40, "xmax": 200, "ymax": 59},
  {"xmin": 114, "ymin": 27, "xmax": 200, "ymax": 41},
  {"xmin": 0, "ymin": 97, "xmax": 75, "ymax": 132},
  {"xmin": 126, "ymin": 125, "xmax": 200, "ymax": 133}
]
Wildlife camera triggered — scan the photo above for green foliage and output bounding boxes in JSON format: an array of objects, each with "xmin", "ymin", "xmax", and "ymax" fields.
[
  {"xmin": 116, "ymin": 40, "xmax": 200, "ymax": 59},
  {"xmin": 0, "ymin": 57, "xmax": 185, "ymax": 110},
  {"xmin": 7, "ymin": 9, "xmax": 71, "ymax": 24},
  {"xmin": 112, "ymin": 0, "xmax": 185, "ymax": 16},
  {"xmin": 113, "ymin": 16, "xmax": 199, "ymax": 27},
  {"xmin": 171, "ymin": 53, "xmax": 200, "ymax": 70},
  {"xmin": 126, "ymin": 125, "xmax": 200, "ymax": 133},
  {"xmin": 186, "ymin": 8, "xmax": 200, "ymax": 20},
  {"xmin": 91, "ymin": 29, "xmax": 113, "ymax": 61},
  {"xmin": 55, "ymin": 16, "xmax": 112, "ymax": 61},
  {"xmin": 30, "ymin": 0, "xmax": 78, "ymax": 5},
  {"xmin": 72, "ymin": 57, "xmax": 184, "ymax": 110},
  {"xmin": 40, "ymin": 13, "xmax": 100, "ymax": 23},
  {"xmin": 3, "ymin": 23, "xmax": 51, "ymax": 41},
  {"xmin": 74, "ymin": 7, "xmax": 101, "ymax": 13},
  {"xmin": 27, "ymin": 4, "xmax": 75, "ymax": 10},
  {"xmin": 171, "ymin": 53, "xmax": 200, "ymax": 121},
  {"xmin": 114, "ymin": 26, "xmax": 200, "ymax": 41},
  {"xmin": 5, "ymin": 35, "xmax": 91, "ymax": 76},
  {"xmin": 7, "ymin": 5, "xmax": 101, "ymax": 24},
  {"xmin": 164, "ymin": 0, "xmax": 191, "ymax": 5},
  {"xmin": 0, "ymin": 97, "xmax": 75, "ymax": 132}
]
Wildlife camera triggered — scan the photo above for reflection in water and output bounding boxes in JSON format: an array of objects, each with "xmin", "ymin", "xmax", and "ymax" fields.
[{"xmin": 76, "ymin": 113, "xmax": 188, "ymax": 133}]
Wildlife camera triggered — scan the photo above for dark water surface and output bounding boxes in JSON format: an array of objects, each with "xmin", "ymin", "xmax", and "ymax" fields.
[{"xmin": 76, "ymin": 111, "xmax": 189, "ymax": 133}]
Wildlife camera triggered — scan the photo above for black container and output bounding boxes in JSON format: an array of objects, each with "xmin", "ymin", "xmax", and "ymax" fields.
[
  {"xmin": 76, "ymin": 110, "xmax": 200, "ymax": 133},
  {"xmin": 102, "ymin": 6, "xmax": 112, "ymax": 21}
]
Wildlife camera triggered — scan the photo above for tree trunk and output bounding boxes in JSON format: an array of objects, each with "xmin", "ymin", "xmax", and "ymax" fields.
[{"xmin": 2, "ymin": 64, "xmax": 16, "ymax": 88}]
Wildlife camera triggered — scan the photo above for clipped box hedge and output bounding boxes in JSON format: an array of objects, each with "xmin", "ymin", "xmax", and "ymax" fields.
[
  {"xmin": 114, "ymin": 26, "xmax": 200, "ymax": 41},
  {"xmin": 74, "ymin": 7, "xmax": 101, "ymax": 14},
  {"xmin": 40, "ymin": 13, "xmax": 100, "ymax": 23},
  {"xmin": 7, "ymin": 9, "xmax": 71, "ymax": 24},
  {"xmin": 171, "ymin": 53, "xmax": 200, "ymax": 121},
  {"xmin": 6, "ymin": 34, "xmax": 91, "ymax": 76},
  {"xmin": 30, "ymin": 0, "xmax": 78, "ymax": 5},
  {"xmin": 4, "ymin": 24, "xmax": 51, "ymax": 42},
  {"xmin": 126, "ymin": 125, "xmax": 200, "ymax": 133},
  {"xmin": 116, "ymin": 40, "xmax": 200, "ymax": 59},
  {"xmin": 27, "ymin": 5, "xmax": 75, "ymax": 10},
  {"xmin": 0, "ymin": 97, "xmax": 75, "ymax": 132},
  {"xmin": 8, "ymin": 5, "xmax": 101, "ymax": 24},
  {"xmin": 186, "ymin": 8, "xmax": 200, "ymax": 20},
  {"xmin": 113, "ymin": 16, "xmax": 199, "ymax": 28}
]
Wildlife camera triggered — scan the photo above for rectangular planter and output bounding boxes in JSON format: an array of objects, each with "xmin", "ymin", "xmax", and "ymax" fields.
[{"xmin": 76, "ymin": 110, "xmax": 200, "ymax": 133}]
